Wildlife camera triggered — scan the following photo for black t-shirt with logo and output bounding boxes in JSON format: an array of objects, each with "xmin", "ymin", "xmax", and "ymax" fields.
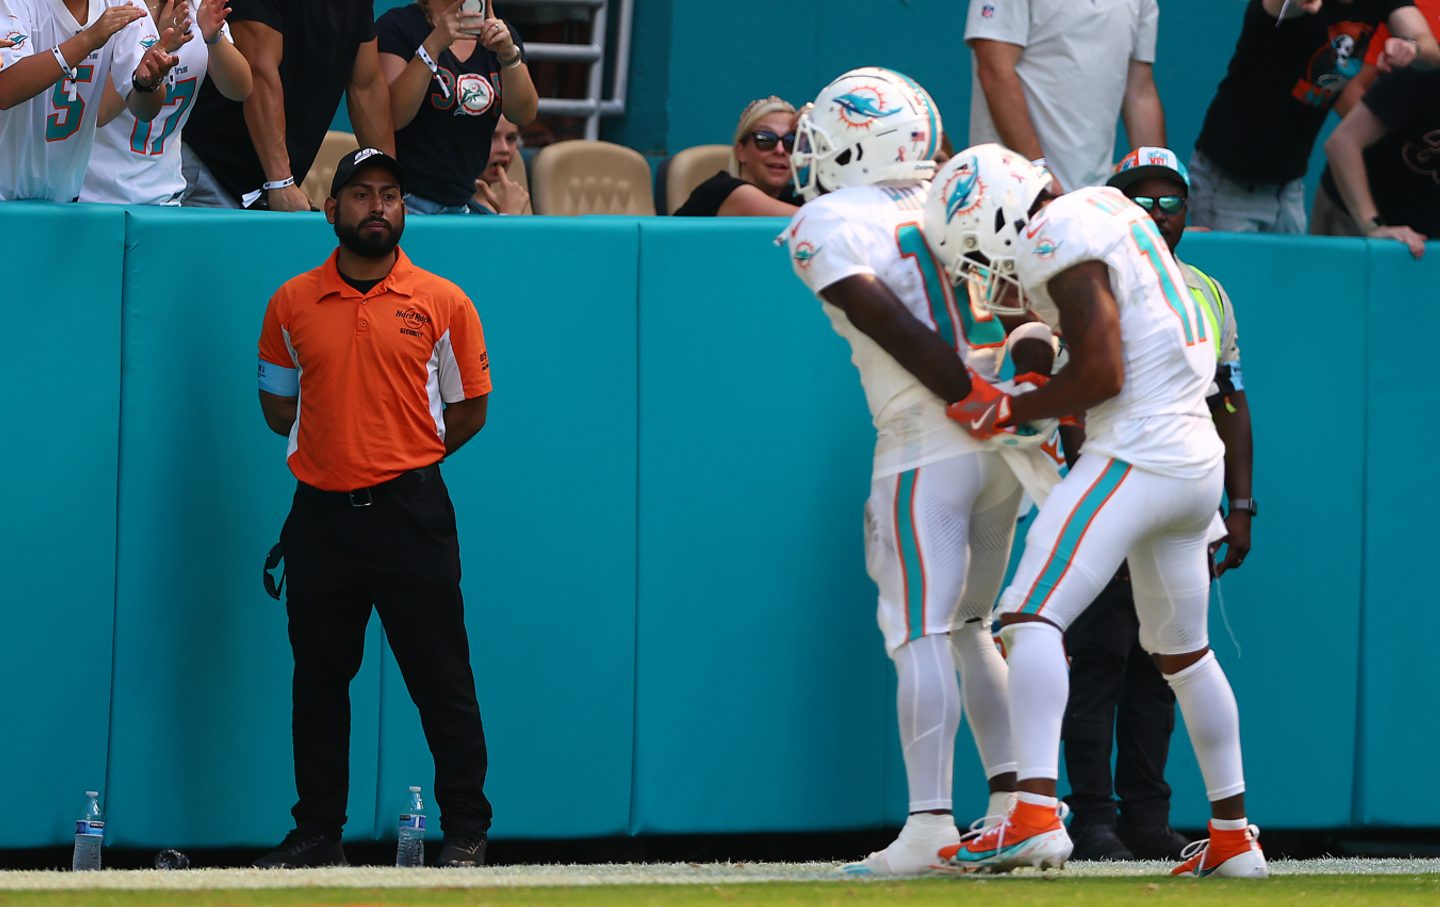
[
  {"xmin": 184, "ymin": 0, "xmax": 376, "ymax": 204},
  {"xmin": 1196, "ymin": 0, "xmax": 1410, "ymax": 183},
  {"xmin": 1320, "ymin": 67, "xmax": 1440, "ymax": 234},
  {"xmin": 377, "ymin": 5, "xmax": 524, "ymax": 207}
]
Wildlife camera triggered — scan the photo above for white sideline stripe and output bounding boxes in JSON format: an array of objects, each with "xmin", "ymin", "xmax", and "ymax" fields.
[{"xmin": 0, "ymin": 858, "xmax": 1437, "ymax": 889}]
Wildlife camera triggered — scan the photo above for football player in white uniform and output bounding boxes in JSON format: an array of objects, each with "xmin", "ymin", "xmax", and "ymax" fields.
[
  {"xmin": 923, "ymin": 144, "xmax": 1266, "ymax": 878},
  {"xmin": 0, "ymin": 0, "xmax": 187, "ymax": 201},
  {"xmin": 782, "ymin": 69, "xmax": 1062, "ymax": 877},
  {"xmin": 80, "ymin": 0, "xmax": 250, "ymax": 206}
]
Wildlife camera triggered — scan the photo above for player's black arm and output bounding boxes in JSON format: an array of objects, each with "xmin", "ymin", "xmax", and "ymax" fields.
[
  {"xmin": 821, "ymin": 275, "xmax": 973, "ymax": 404},
  {"xmin": 1006, "ymin": 261, "xmax": 1124, "ymax": 425},
  {"xmin": 259, "ymin": 391, "xmax": 297, "ymax": 436},
  {"xmin": 443, "ymin": 394, "xmax": 488, "ymax": 455}
]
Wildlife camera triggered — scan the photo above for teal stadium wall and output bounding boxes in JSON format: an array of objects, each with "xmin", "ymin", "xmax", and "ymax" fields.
[{"xmin": 2, "ymin": 204, "xmax": 1433, "ymax": 848}]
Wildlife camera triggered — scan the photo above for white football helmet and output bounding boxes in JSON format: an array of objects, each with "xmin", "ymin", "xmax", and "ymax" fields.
[
  {"xmin": 790, "ymin": 67, "xmax": 942, "ymax": 202},
  {"xmin": 922, "ymin": 143, "xmax": 1054, "ymax": 316}
]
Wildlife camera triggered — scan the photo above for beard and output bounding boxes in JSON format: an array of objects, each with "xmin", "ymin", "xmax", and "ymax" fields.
[{"xmin": 334, "ymin": 214, "xmax": 404, "ymax": 259}]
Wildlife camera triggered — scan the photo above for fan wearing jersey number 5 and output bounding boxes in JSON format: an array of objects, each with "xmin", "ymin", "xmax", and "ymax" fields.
[
  {"xmin": 926, "ymin": 144, "xmax": 1266, "ymax": 879},
  {"xmin": 80, "ymin": 0, "xmax": 251, "ymax": 205},
  {"xmin": 781, "ymin": 67, "xmax": 1065, "ymax": 878},
  {"xmin": 0, "ymin": 0, "xmax": 186, "ymax": 202}
]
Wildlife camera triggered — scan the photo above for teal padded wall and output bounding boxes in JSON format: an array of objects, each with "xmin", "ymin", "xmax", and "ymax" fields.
[
  {"xmin": 631, "ymin": 219, "xmax": 889, "ymax": 833},
  {"xmin": 0, "ymin": 205, "xmax": 1432, "ymax": 847},
  {"xmin": 0, "ymin": 204, "xmax": 124, "ymax": 847},
  {"xmin": 370, "ymin": 217, "xmax": 638, "ymax": 842},
  {"xmin": 105, "ymin": 210, "xmax": 381, "ymax": 848},
  {"xmin": 1357, "ymin": 243, "xmax": 1437, "ymax": 826},
  {"xmin": 1154, "ymin": 233, "xmax": 1369, "ymax": 829}
]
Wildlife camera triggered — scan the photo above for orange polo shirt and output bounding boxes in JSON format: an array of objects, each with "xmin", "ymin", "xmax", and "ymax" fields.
[{"xmin": 257, "ymin": 247, "xmax": 492, "ymax": 491}]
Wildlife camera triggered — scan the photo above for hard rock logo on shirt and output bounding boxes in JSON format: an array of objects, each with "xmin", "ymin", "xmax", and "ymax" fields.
[
  {"xmin": 1292, "ymin": 22, "xmax": 1372, "ymax": 108},
  {"xmin": 395, "ymin": 307, "xmax": 433, "ymax": 337}
]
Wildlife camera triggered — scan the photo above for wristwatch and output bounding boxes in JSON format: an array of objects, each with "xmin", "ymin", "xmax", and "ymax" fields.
[{"xmin": 1229, "ymin": 497, "xmax": 1258, "ymax": 517}]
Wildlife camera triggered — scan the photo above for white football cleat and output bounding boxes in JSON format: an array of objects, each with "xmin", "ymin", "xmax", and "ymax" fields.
[
  {"xmin": 1170, "ymin": 824, "xmax": 1269, "ymax": 879},
  {"xmin": 937, "ymin": 803, "xmax": 1072, "ymax": 874},
  {"xmin": 842, "ymin": 814, "xmax": 960, "ymax": 877}
]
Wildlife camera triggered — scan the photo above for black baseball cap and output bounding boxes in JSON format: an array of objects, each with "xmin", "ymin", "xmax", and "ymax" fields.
[{"xmin": 330, "ymin": 147, "xmax": 407, "ymax": 198}]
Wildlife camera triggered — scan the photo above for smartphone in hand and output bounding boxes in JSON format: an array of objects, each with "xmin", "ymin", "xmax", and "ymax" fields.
[{"xmin": 460, "ymin": 0, "xmax": 486, "ymax": 33}]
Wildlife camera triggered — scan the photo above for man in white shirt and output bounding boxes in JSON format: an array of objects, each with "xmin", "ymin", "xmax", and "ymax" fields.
[
  {"xmin": 0, "ymin": 0, "xmax": 185, "ymax": 201},
  {"xmin": 964, "ymin": 0, "xmax": 1165, "ymax": 192}
]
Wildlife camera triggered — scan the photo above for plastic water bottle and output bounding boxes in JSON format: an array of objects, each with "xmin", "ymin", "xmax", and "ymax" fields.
[
  {"xmin": 72, "ymin": 791, "xmax": 104, "ymax": 871},
  {"xmin": 395, "ymin": 786, "xmax": 426, "ymax": 867}
]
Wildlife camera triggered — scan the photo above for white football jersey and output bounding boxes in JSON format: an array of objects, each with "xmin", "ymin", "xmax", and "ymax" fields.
[
  {"xmin": 1015, "ymin": 186, "xmax": 1224, "ymax": 479},
  {"xmin": 784, "ymin": 181, "xmax": 1009, "ymax": 479},
  {"xmin": 81, "ymin": 21, "xmax": 229, "ymax": 205},
  {"xmin": 0, "ymin": 0, "xmax": 158, "ymax": 202}
]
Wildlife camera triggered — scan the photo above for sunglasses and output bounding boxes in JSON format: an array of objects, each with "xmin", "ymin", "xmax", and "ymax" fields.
[
  {"xmin": 749, "ymin": 130, "xmax": 796, "ymax": 152},
  {"xmin": 1131, "ymin": 194, "xmax": 1186, "ymax": 214}
]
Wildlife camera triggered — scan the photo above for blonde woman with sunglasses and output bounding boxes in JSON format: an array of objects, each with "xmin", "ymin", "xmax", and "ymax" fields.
[{"xmin": 675, "ymin": 95, "xmax": 801, "ymax": 216}]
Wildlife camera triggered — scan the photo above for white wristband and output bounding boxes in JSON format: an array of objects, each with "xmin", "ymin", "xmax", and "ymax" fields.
[
  {"xmin": 416, "ymin": 45, "xmax": 451, "ymax": 99},
  {"xmin": 52, "ymin": 45, "xmax": 77, "ymax": 81},
  {"xmin": 262, "ymin": 176, "xmax": 295, "ymax": 191}
]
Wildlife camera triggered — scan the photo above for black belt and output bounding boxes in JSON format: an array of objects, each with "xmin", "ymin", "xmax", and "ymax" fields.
[{"xmin": 298, "ymin": 463, "xmax": 440, "ymax": 508}]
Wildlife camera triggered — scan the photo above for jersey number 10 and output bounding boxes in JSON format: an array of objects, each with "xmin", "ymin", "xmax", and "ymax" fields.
[{"xmin": 896, "ymin": 224, "xmax": 1005, "ymax": 351}]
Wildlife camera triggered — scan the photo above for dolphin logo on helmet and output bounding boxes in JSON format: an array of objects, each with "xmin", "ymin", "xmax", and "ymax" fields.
[
  {"xmin": 944, "ymin": 159, "xmax": 981, "ymax": 223},
  {"xmin": 834, "ymin": 91, "xmax": 901, "ymax": 125},
  {"xmin": 788, "ymin": 67, "xmax": 943, "ymax": 202}
]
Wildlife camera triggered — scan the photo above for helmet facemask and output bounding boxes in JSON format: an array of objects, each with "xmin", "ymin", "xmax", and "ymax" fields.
[{"xmin": 790, "ymin": 105, "xmax": 836, "ymax": 202}]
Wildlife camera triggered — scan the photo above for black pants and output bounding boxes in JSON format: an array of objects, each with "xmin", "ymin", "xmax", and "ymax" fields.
[
  {"xmin": 281, "ymin": 466, "xmax": 492, "ymax": 840},
  {"xmin": 1061, "ymin": 575, "xmax": 1175, "ymax": 830}
]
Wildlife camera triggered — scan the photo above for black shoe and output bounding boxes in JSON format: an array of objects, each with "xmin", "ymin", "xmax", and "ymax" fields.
[
  {"xmin": 437, "ymin": 834, "xmax": 488, "ymax": 867},
  {"xmin": 254, "ymin": 831, "xmax": 347, "ymax": 868},
  {"xmin": 1119, "ymin": 823, "xmax": 1191, "ymax": 860},
  {"xmin": 1070, "ymin": 824, "xmax": 1136, "ymax": 861}
]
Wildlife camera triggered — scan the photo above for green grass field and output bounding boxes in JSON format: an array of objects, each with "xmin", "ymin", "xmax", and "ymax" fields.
[{"xmin": 3, "ymin": 876, "xmax": 1440, "ymax": 907}]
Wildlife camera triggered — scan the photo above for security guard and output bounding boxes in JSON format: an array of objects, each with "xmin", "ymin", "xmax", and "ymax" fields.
[{"xmin": 255, "ymin": 148, "xmax": 493, "ymax": 868}]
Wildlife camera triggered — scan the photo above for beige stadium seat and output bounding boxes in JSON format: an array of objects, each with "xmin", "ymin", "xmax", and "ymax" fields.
[
  {"xmin": 508, "ymin": 147, "xmax": 530, "ymax": 194},
  {"xmin": 662, "ymin": 144, "xmax": 730, "ymax": 214},
  {"xmin": 531, "ymin": 140, "xmax": 655, "ymax": 215},
  {"xmin": 301, "ymin": 130, "xmax": 359, "ymax": 208}
]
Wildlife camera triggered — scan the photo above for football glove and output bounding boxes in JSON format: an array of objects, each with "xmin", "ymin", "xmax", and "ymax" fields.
[{"xmin": 946, "ymin": 368, "xmax": 1014, "ymax": 440}]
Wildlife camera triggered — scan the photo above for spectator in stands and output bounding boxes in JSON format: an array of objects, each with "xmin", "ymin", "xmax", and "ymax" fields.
[
  {"xmin": 378, "ymin": 0, "xmax": 538, "ymax": 216},
  {"xmin": 1315, "ymin": 67, "xmax": 1439, "ymax": 257},
  {"xmin": 1335, "ymin": 0, "xmax": 1440, "ymax": 115},
  {"xmin": 80, "ymin": 0, "xmax": 252, "ymax": 206},
  {"xmin": 180, "ymin": 0, "xmax": 394, "ymax": 210},
  {"xmin": 1058, "ymin": 146, "xmax": 1257, "ymax": 863},
  {"xmin": 674, "ymin": 96, "xmax": 801, "ymax": 217},
  {"xmin": 469, "ymin": 114, "xmax": 530, "ymax": 214},
  {"xmin": 964, "ymin": 0, "xmax": 1164, "ymax": 192},
  {"xmin": 1190, "ymin": 0, "xmax": 1438, "ymax": 234},
  {"xmin": 0, "ymin": 0, "xmax": 185, "ymax": 202}
]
